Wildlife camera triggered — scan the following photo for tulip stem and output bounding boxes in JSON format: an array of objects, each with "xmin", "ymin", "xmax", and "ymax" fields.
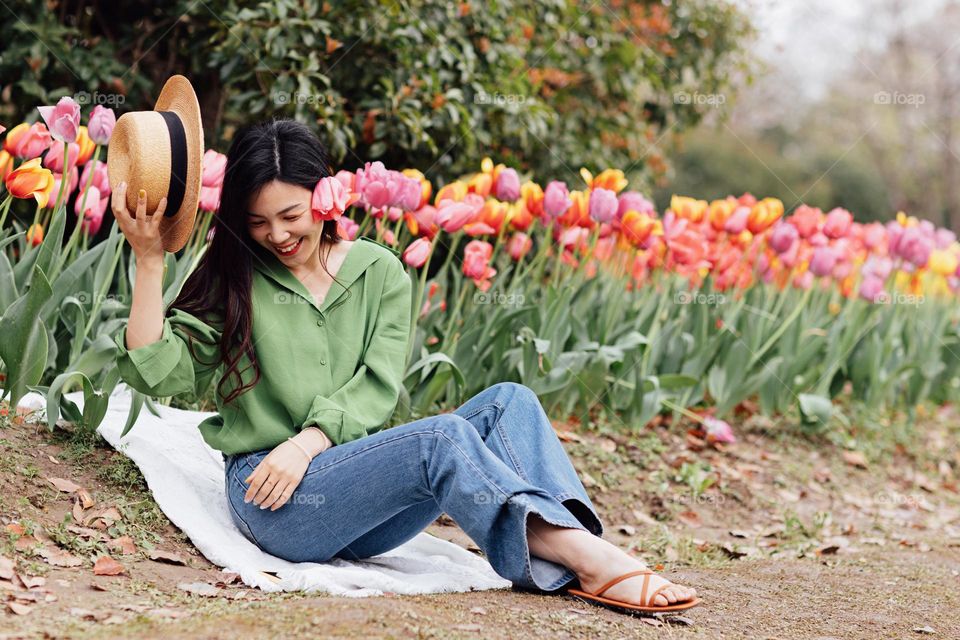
[
  {"xmin": 0, "ymin": 194, "xmax": 13, "ymax": 230},
  {"xmin": 748, "ymin": 284, "xmax": 814, "ymax": 369}
]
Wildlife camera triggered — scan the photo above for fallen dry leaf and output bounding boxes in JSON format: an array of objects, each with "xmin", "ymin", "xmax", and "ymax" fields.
[
  {"xmin": 842, "ymin": 450, "xmax": 868, "ymax": 469},
  {"xmin": 93, "ymin": 556, "xmax": 125, "ymax": 576},
  {"xmin": 77, "ymin": 488, "xmax": 95, "ymax": 509},
  {"xmin": 37, "ymin": 546, "xmax": 83, "ymax": 568},
  {"xmin": 7, "ymin": 601, "xmax": 32, "ymax": 615},
  {"xmin": 47, "ymin": 454, "xmax": 60, "ymax": 465},
  {"xmin": 18, "ymin": 574, "xmax": 45, "ymax": 589},
  {"xmin": 178, "ymin": 582, "xmax": 219, "ymax": 597},
  {"xmin": 46, "ymin": 477, "xmax": 82, "ymax": 493},
  {"xmin": 107, "ymin": 536, "xmax": 136, "ymax": 556},
  {"xmin": 148, "ymin": 549, "xmax": 186, "ymax": 565},
  {"xmin": 0, "ymin": 555, "xmax": 14, "ymax": 580}
]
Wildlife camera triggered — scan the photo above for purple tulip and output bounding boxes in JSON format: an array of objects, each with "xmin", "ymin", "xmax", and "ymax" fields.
[
  {"xmin": 87, "ymin": 105, "xmax": 116, "ymax": 146},
  {"xmin": 493, "ymin": 168, "xmax": 520, "ymax": 202},
  {"xmin": 588, "ymin": 187, "xmax": 618, "ymax": 224},
  {"xmin": 768, "ymin": 222, "xmax": 798, "ymax": 254},
  {"xmin": 809, "ymin": 246, "xmax": 837, "ymax": 277},
  {"xmin": 895, "ymin": 226, "xmax": 933, "ymax": 267},
  {"xmin": 543, "ymin": 181, "xmax": 572, "ymax": 219}
]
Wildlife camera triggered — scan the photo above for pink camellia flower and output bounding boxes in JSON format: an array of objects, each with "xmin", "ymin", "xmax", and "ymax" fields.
[
  {"xmin": 403, "ymin": 237, "xmax": 432, "ymax": 268},
  {"xmin": 507, "ymin": 232, "xmax": 533, "ymax": 261},
  {"xmin": 43, "ymin": 141, "xmax": 80, "ymax": 173},
  {"xmin": 494, "ymin": 167, "xmax": 521, "ymax": 202},
  {"xmin": 337, "ymin": 216, "xmax": 359, "ymax": 240},
  {"xmin": 543, "ymin": 180, "xmax": 572, "ymax": 219},
  {"xmin": 201, "ymin": 149, "xmax": 227, "ymax": 188},
  {"xmin": 38, "ymin": 96, "xmax": 81, "ymax": 144},
  {"xmin": 312, "ymin": 175, "xmax": 359, "ymax": 222},
  {"xmin": 768, "ymin": 221, "xmax": 798, "ymax": 254},
  {"xmin": 588, "ymin": 187, "xmax": 618, "ymax": 224},
  {"xmin": 823, "ymin": 207, "xmax": 853, "ymax": 239},
  {"xmin": 15, "ymin": 122, "xmax": 52, "ymax": 159},
  {"xmin": 86, "ymin": 105, "xmax": 116, "ymax": 145},
  {"xmin": 723, "ymin": 206, "xmax": 751, "ymax": 235},
  {"xmin": 859, "ymin": 275, "xmax": 885, "ymax": 302},
  {"xmin": 703, "ymin": 416, "xmax": 736, "ymax": 444},
  {"xmin": 75, "ymin": 185, "xmax": 108, "ymax": 235},
  {"xmin": 617, "ymin": 190, "xmax": 655, "ymax": 219},
  {"xmin": 809, "ymin": 246, "xmax": 837, "ymax": 277}
]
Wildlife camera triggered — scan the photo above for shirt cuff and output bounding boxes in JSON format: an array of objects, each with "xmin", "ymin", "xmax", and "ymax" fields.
[{"xmin": 113, "ymin": 320, "xmax": 182, "ymax": 390}]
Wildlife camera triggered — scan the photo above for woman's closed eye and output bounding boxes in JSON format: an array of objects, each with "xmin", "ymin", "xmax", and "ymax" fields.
[{"xmin": 250, "ymin": 215, "xmax": 301, "ymax": 227}]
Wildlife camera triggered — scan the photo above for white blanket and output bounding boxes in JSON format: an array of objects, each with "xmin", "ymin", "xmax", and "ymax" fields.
[{"xmin": 20, "ymin": 385, "xmax": 511, "ymax": 597}]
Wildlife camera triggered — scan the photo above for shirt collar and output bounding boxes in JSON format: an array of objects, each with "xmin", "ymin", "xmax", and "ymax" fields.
[{"xmin": 251, "ymin": 237, "xmax": 396, "ymax": 313}]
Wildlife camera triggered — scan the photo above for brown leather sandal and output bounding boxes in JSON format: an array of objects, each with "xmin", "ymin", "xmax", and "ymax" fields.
[{"xmin": 566, "ymin": 569, "xmax": 701, "ymax": 615}]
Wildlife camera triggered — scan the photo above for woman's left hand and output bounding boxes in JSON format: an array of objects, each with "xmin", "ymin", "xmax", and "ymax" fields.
[{"xmin": 243, "ymin": 440, "xmax": 314, "ymax": 511}]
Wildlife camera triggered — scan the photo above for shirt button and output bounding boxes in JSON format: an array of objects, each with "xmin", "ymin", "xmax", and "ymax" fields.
[
  {"xmin": 320, "ymin": 359, "xmax": 327, "ymax": 365},
  {"xmin": 317, "ymin": 319, "xmax": 324, "ymax": 327}
]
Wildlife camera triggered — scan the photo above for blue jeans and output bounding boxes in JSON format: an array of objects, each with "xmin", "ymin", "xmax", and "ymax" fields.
[{"xmin": 222, "ymin": 382, "xmax": 604, "ymax": 592}]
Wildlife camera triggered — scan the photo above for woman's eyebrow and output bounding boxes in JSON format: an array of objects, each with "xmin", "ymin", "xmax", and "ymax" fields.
[{"xmin": 247, "ymin": 204, "xmax": 303, "ymax": 218}]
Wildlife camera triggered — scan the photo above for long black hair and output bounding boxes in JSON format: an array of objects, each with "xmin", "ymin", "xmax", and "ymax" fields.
[{"xmin": 171, "ymin": 118, "xmax": 344, "ymax": 405}]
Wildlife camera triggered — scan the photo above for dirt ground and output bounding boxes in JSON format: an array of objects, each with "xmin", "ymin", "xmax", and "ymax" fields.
[{"xmin": 1, "ymin": 399, "xmax": 958, "ymax": 639}]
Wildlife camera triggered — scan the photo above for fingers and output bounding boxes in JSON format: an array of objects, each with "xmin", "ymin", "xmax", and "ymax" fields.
[
  {"xmin": 112, "ymin": 181, "xmax": 129, "ymax": 220},
  {"xmin": 135, "ymin": 188, "xmax": 147, "ymax": 220},
  {"xmin": 152, "ymin": 196, "xmax": 168, "ymax": 218},
  {"xmin": 263, "ymin": 481, "xmax": 293, "ymax": 511}
]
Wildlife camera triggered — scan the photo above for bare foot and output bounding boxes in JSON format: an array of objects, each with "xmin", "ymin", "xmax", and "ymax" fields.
[{"xmin": 575, "ymin": 546, "xmax": 697, "ymax": 607}]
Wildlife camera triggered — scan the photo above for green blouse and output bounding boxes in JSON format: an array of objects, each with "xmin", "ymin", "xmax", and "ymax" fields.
[{"xmin": 113, "ymin": 236, "xmax": 413, "ymax": 456}]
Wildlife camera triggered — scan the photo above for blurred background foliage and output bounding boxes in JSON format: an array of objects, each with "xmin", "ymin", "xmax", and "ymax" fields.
[{"xmin": 0, "ymin": 0, "xmax": 755, "ymax": 191}]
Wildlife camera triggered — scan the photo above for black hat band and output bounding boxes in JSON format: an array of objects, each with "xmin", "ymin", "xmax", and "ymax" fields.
[{"xmin": 157, "ymin": 110, "xmax": 188, "ymax": 218}]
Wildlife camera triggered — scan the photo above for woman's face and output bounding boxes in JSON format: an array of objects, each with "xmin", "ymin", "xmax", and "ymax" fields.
[{"xmin": 246, "ymin": 180, "xmax": 323, "ymax": 266}]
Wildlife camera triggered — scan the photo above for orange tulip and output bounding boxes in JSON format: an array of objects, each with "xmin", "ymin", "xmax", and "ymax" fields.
[
  {"xmin": 74, "ymin": 125, "xmax": 96, "ymax": 166},
  {"xmin": 478, "ymin": 198, "xmax": 508, "ymax": 233},
  {"xmin": 520, "ymin": 181, "xmax": 543, "ymax": 218},
  {"xmin": 2, "ymin": 123, "xmax": 30, "ymax": 155},
  {"xmin": 507, "ymin": 200, "xmax": 535, "ymax": 232},
  {"xmin": 26, "ymin": 223, "xmax": 44, "ymax": 246},
  {"xmin": 467, "ymin": 171, "xmax": 492, "ymax": 197},
  {"xmin": 620, "ymin": 210, "xmax": 663, "ymax": 248},
  {"xmin": 5, "ymin": 158, "xmax": 55, "ymax": 208},
  {"xmin": 435, "ymin": 180, "xmax": 467, "ymax": 205},
  {"xmin": 707, "ymin": 198, "xmax": 736, "ymax": 231},
  {"xmin": 558, "ymin": 190, "xmax": 591, "ymax": 227},
  {"xmin": 0, "ymin": 150, "xmax": 13, "ymax": 180},
  {"xmin": 581, "ymin": 167, "xmax": 628, "ymax": 193},
  {"xmin": 670, "ymin": 195, "xmax": 707, "ymax": 223},
  {"xmin": 748, "ymin": 197, "xmax": 784, "ymax": 234}
]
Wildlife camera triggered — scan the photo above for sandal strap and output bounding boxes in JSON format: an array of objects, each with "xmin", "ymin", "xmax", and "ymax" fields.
[
  {"xmin": 646, "ymin": 583, "xmax": 672, "ymax": 607},
  {"xmin": 593, "ymin": 569, "xmax": 653, "ymax": 597}
]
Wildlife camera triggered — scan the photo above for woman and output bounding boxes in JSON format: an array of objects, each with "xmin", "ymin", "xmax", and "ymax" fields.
[{"xmin": 112, "ymin": 118, "xmax": 699, "ymax": 614}]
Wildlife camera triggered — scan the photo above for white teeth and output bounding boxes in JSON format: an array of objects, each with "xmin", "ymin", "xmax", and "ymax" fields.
[{"xmin": 276, "ymin": 239, "xmax": 300, "ymax": 254}]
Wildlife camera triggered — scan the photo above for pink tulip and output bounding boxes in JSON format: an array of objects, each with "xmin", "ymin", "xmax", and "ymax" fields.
[
  {"xmin": 464, "ymin": 222, "xmax": 496, "ymax": 237},
  {"xmin": 435, "ymin": 200, "xmax": 476, "ymax": 233},
  {"xmin": 201, "ymin": 149, "xmax": 227, "ymax": 187},
  {"xmin": 80, "ymin": 160, "xmax": 110, "ymax": 197},
  {"xmin": 494, "ymin": 168, "xmax": 520, "ymax": 202},
  {"xmin": 398, "ymin": 176, "xmax": 422, "ymax": 211},
  {"xmin": 0, "ymin": 124, "xmax": 5, "ymax": 136},
  {"xmin": 768, "ymin": 221, "xmax": 798, "ymax": 254},
  {"xmin": 822, "ymin": 207, "xmax": 853, "ymax": 239},
  {"xmin": 859, "ymin": 275, "xmax": 885, "ymax": 302},
  {"xmin": 894, "ymin": 226, "xmax": 932, "ymax": 267},
  {"xmin": 617, "ymin": 191, "xmax": 655, "ymax": 219},
  {"xmin": 543, "ymin": 181, "xmax": 572, "ymax": 219},
  {"xmin": 311, "ymin": 175, "xmax": 359, "ymax": 222},
  {"xmin": 199, "ymin": 184, "xmax": 221, "ymax": 213},
  {"xmin": 793, "ymin": 270, "xmax": 814, "ymax": 289},
  {"xmin": 334, "ymin": 169, "xmax": 355, "ymax": 192},
  {"xmin": 463, "ymin": 239, "xmax": 496, "ymax": 286},
  {"xmin": 588, "ymin": 187, "xmax": 618, "ymax": 224},
  {"xmin": 862, "ymin": 255, "xmax": 893, "ymax": 280},
  {"xmin": 49, "ymin": 167, "xmax": 79, "ymax": 206},
  {"xmin": 37, "ymin": 96, "xmax": 81, "ymax": 144},
  {"xmin": 15, "ymin": 122, "xmax": 52, "ymax": 159},
  {"xmin": 703, "ymin": 416, "xmax": 736, "ymax": 444},
  {"xmin": 337, "ymin": 216, "xmax": 359, "ymax": 240},
  {"xmin": 809, "ymin": 246, "xmax": 837, "ymax": 277},
  {"xmin": 403, "ymin": 237, "xmax": 432, "ymax": 267},
  {"xmin": 507, "ymin": 232, "xmax": 533, "ymax": 260},
  {"xmin": 790, "ymin": 205, "xmax": 821, "ymax": 239},
  {"xmin": 723, "ymin": 206, "xmax": 750, "ymax": 234},
  {"xmin": 43, "ymin": 141, "xmax": 80, "ymax": 173},
  {"xmin": 935, "ymin": 227, "xmax": 956, "ymax": 249},
  {"xmin": 75, "ymin": 185, "xmax": 108, "ymax": 235},
  {"xmin": 87, "ymin": 105, "xmax": 116, "ymax": 145},
  {"xmin": 861, "ymin": 222, "xmax": 886, "ymax": 250}
]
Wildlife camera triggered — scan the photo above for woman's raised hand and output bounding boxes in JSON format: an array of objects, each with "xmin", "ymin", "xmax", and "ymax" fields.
[{"xmin": 112, "ymin": 181, "xmax": 167, "ymax": 263}]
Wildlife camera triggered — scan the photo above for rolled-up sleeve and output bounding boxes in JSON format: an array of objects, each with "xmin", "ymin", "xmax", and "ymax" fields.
[
  {"xmin": 114, "ymin": 308, "xmax": 223, "ymax": 398},
  {"xmin": 300, "ymin": 258, "xmax": 412, "ymax": 445}
]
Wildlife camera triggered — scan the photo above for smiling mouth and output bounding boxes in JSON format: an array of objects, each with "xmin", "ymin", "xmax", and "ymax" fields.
[{"xmin": 273, "ymin": 238, "xmax": 303, "ymax": 256}]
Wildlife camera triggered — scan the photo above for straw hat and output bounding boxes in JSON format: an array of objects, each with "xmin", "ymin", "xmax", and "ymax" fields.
[{"xmin": 107, "ymin": 74, "xmax": 204, "ymax": 253}]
